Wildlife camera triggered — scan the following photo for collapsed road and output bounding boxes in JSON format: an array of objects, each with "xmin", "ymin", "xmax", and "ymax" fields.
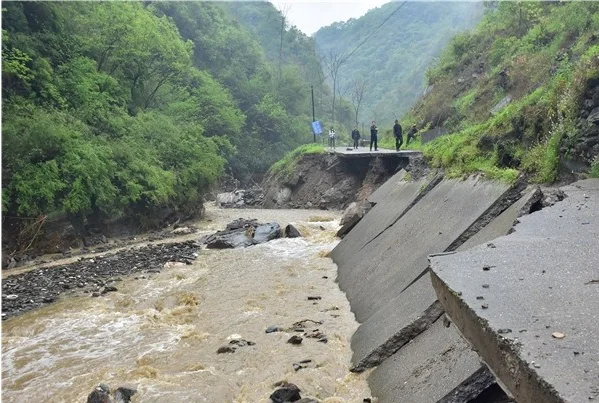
[{"xmin": 330, "ymin": 168, "xmax": 597, "ymax": 403}]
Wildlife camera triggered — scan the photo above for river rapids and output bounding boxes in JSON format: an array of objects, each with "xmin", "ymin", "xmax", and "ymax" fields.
[{"xmin": 1, "ymin": 205, "xmax": 371, "ymax": 402}]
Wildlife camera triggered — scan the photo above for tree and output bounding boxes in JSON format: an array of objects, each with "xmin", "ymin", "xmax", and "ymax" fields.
[
  {"xmin": 350, "ymin": 77, "xmax": 367, "ymax": 126},
  {"xmin": 277, "ymin": 1, "xmax": 291, "ymax": 81},
  {"xmin": 323, "ymin": 49, "xmax": 346, "ymax": 127}
]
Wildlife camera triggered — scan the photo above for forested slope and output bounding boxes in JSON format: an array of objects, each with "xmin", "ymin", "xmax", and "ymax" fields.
[
  {"xmin": 1, "ymin": 2, "xmax": 327, "ymax": 246},
  {"xmin": 314, "ymin": 1, "xmax": 483, "ymax": 126},
  {"xmin": 222, "ymin": 2, "xmax": 355, "ymax": 139},
  {"xmin": 410, "ymin": 1, "xmax": 599, "ymax": 182}
]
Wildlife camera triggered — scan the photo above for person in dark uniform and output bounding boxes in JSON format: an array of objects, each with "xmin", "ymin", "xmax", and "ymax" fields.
[
  {"xmin": 393, "ymin": 120, "xmax": 403, "ymax": 151},
  {"xmin": 370, "ymin": 121, "xmax": 378, "ymax": 151},
  {"xmin": 351, "ymin": 126, "xmax": 361, "ymax": 149},
  {"xmin": 407, "ymin": 124, "xmax": 418, "ymax": 145}
]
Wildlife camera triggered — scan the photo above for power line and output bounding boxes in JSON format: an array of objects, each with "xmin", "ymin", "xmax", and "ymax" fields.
[{"xmin": 341, "ymin": 0, "xmax": 408, "ymax": 64}]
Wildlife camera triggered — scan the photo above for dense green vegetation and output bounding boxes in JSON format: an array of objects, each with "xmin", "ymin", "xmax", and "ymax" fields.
[
  {"xmin": 2, "ymin": 2, "xmax": 329, "ymax": 230},
  {"xmin": 314, "ymin": 1, "xmax": 483, "ymax": 128},
  {"xmin": 408, "ymin": 1, "xmax": 599, "ymax": 182}
]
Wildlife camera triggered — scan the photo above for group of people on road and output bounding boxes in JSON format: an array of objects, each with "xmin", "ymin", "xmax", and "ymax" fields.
[
  {"xmin": 340, "ymin": 121, "xmax": 418, "ymax": 152},
  {"xmin": 393, "ymin": 120, "xmax": 418, "ymax": 151}
]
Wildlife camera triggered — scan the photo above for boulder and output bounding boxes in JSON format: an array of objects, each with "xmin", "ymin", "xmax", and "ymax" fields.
[
  {"xmin": 284, "ymin": 224, "xmax": 302, "ymax": 238},
  {"xmin": 253, "ymin": 223, "xmax": 281, "ymax": 244},
  {"xmin": 270, "ymin": 384, "xmax": 302, "ymax": 402},
  {"xmin": 337, "ymin": 201, "xmax": 372, "ymax": 238},
  {"xmin": 114, "ymin": 387, "xmax": 136, "ymax": 403},
  {"xmin": 86, "ymin": 384, "xmax": 136, "ymax": 403},
  {"xmin": 225, "ymin": 218, "xmax": 258, "ymax": 231},
  {"xmin": 171, "ymin": 226, "xmax": 195, "ymax": 235},
  {"xmin": 87, "ymin": 385, "xmax": 111, "ymax": 403},
  {"xmin": 275, "ymin": 187, "xmax": 293, "ymax": 205},
  {"xmin": 206, "ymin": 231, "xmax": 253, "ymax": 249},
  {"xmin": 216, "ymin": 192, "xmax": 242, "ymax": 206},
  {"xmin": 204, "ymin": 220, "xmax": 281, "ymax": 248}
]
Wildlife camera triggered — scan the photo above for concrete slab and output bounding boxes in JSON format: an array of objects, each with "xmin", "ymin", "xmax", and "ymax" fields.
[
  {"xmin": 430, "ymin": 179, "xmax": 599, "ymax": 403},
  {"xmin": 343, "ymin": 176, "xmax": 510, "ymax": 323},
  {"xmin": 367, "ymin": 169, "xmax": 408, "ymax": 205},
  {"xmin": 368, "ymin": 319, "xmax": 495, "ymax": 403},
  {"xmin": 457, "ymin": 185, "xmax": 541, "ymax": 252},
  {"xmin": 350, "ymin": 273, "xmax": 443, "ymax": 372},
  {"xmin": 350, "ymin": 186, "xmax": 538, "ymax": 372},
  {"xmin": 330, "ymin": 171, "xmax": 439, "ymax": 274}
]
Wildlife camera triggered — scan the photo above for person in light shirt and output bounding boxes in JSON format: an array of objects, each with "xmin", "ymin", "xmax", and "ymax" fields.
[{"xmin": 328, "ymin": 127, "xmax": 336, "ymax": 149}]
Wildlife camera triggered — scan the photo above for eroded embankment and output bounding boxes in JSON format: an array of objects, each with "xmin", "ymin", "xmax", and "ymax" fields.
[
  {"xmin": 330, "ymin": 169, "xmax": 572, "ymax": 403},
  {"xmin": 261, "ymin": 153, "xmax": 427, "ymax": 210}
]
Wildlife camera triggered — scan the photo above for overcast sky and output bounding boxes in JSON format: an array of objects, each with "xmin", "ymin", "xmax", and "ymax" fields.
[{"xmin": 272, "ymin": 1, "xmax": 392, "ymax": 36}]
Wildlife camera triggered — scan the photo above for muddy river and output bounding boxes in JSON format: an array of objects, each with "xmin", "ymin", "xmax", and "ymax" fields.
[{"xmin": 1, "ymin": 205, "xmax": 371, "ymax": 402}]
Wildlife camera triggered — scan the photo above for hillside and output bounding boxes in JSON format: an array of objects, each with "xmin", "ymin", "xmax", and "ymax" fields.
[
  {"xmin": 409, "ymin": 1, "xmax": 599, "ymax": 182},
  {"xmin": 314, "ymin": 1, "xmax": 483, "ymax": 127},
  {"xmin": 222, "ymin": 1, "xmax": 355, "ymax": 143},
  {"xmin": 1, "ymin": 2, "xmax": 333, "ymax": 254}
]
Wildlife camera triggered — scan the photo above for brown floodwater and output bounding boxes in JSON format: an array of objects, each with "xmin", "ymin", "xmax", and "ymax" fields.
[{"xmin": 1, "ymin": 205, "xmax": 371, "ymax": 402}]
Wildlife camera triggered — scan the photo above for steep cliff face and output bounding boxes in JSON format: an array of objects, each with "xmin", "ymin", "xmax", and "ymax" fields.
[{"xmin": 262, "ymin": 154, "xmax": 420, "ymax": 210}]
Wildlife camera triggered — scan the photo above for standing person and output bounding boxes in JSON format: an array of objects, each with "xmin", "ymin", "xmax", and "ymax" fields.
[
  {"xmin": 328, "ymin": 127, "xmax": 336, "ymax": 150},
  {"xmin": 370, "ymin": 121, "xmax": 378, "ymax": 151},
  {"xmin": 406, "ymin": 124, "xmax": 418, "ymax": 145},
  {"xmin": 351, "ymin": 126, "xmax": 361, "ymax": 149},
  {"xmin": 393, "ymin": 120, "xmax": 403, "ymax": 151}
]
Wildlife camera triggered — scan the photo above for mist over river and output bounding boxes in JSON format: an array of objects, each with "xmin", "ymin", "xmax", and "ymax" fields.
[{"xmin": 1, "ymin": 205, "xmax": 371, "ymax": 402}]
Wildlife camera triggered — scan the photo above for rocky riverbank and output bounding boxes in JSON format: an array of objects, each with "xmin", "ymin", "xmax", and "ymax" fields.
[
  {"xmin": 1, "ymin": 218, "xmax": 302, "ymax": 320},
  {"xmin": 1, "ymin": 240, "xmax": 201, "ymax": 320}
]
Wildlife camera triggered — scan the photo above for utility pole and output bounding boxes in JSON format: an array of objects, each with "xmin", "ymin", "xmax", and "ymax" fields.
[{"xmin": 311, "ymin": 85, "xmax": 316, "ymax": 143}]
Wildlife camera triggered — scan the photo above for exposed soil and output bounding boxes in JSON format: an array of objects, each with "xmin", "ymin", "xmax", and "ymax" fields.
[{"xmin": 262, "ymin": 153, "xmax": 427, "ymax": 210}]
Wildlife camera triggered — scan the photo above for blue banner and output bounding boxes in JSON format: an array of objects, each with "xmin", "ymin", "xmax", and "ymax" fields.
[{"xmin": 311, "ymin": 120, "xmax": 322, "ymax": 135}]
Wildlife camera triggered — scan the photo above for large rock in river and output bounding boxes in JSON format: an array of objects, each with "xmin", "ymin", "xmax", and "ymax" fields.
[
  {"xmin": 284, "ymin": 224, "xmax": 302, "ymax": 238},
  {"xmin": 337, "ymin": 200, "xmax": 372, "ymax": 238},
  {"xmin": 252, "ymin": 223, "xmax": 281, "ymax": 244},
  {"xmin": 204, "ymin": 220, "xmax": 281, "ymax": 249},
  {"xmin": 205, "ymin": 230, "xmax": 253, "ymax": 249}
]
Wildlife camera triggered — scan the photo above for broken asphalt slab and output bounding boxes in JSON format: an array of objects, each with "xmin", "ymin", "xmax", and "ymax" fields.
[
  {"xmin": 350, "ymin": 273, "xmax": 443, "ymax": 372},
  {"xmin": 367, "ymin": 318, "xmax": 496, "ymax": 403},
  {"xmin": 430, "ymin": 179, "xmax": 599, "ymax": 403},
  {"xmin": 330, "ymin": 170, "xmax": 439, "ymax": 273},
  {"xmin": 340, "ymin": 175, "xmax": 511, "ymax": 323}
]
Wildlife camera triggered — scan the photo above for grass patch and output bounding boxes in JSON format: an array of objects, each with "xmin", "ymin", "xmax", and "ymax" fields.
[
  {"xmin": 268, "ymin": 143, "xmax": 325, "ymax": 180},
  {"xmin": 590, "ymin": 157, "xmax": 599, "ymax": 178}
]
